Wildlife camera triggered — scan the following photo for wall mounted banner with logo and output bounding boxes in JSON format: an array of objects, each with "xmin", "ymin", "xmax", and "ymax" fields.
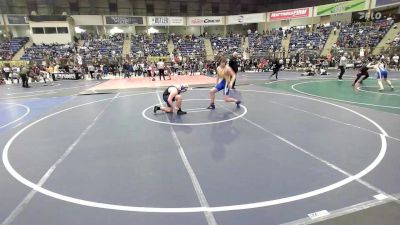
[
  {"xmin": 376, "ymin": 0, "xmax": 400, "ymax": 7},
  {"xmin": 187, "ymin": 16, "xmax": 225, "ymax": 26},
  {"xmin": 227, "ymin": 13, "xmax": 266, "ymax": 25},
  {"xmin": 268, "ymin": 7, "xmax": 311, "ymax": 21},
  {"xmin": 6, "ymin": 15, "xmax": 28, "ymax": 25},
  {"xmin": 352, "ymin": 11, "xmax": 380, "ymax": 22},
  {"xmin": 352, "ymin": 8, "xmax": 398, "ymax": 22},
  {"xmin": 147, "ymin": 16, "xmax": 185, "ymax": 26},
  {"xmin": 316, "ymin": 0, "xmax": 367, "ymax": 16},
  {"xmin": 105, "ymin": 16, "xmax": 144, "ymax": 25}
]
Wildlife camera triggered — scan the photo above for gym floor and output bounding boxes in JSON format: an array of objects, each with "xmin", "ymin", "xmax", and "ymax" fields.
[{"xmin": 0, "ymin": 71, "xmax": 399, "ymax": 225}]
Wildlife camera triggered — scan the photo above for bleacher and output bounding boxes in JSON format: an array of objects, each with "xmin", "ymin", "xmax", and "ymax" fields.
[
  {"xmin": 289, "ymin": 26, "xmax": 331, "ymax": 52},
  {"xmin": 130, "ymin": 34, "xmax": 145, "ymax": 57},
  {"xmin": 21, "ymin": 43, "xmax": 74, "ymax": 61},
  {"xmin": 338, "ymin": 21, "xmax": 392, "ymax": 48},
  {"xmin": 173, "ymin": 35, "xmax": 205, "ymax": 57},
  {"xmin": 146, "ymin": 33, "xmax": 169, "ymax": 56},
  {"xmin": 79, "ymin": 34, "xmax": 124, "ymax": 60},
  {"xmin": 130, "ymin": 33, "xmax": 169, "ymax": 57},
  {"xmin": 248, "ymin": 30, "xmax": 283, "ymax": 57},
  {"xmin": 210, "ymin": 34, "xmax": 242, "ymax": 57},
  {"xmin": 0, "ymin": 37, "xmax": 29, "ymax": 60},
  {"xmin": 392, "ymin": 31, "xmax": 400, "ymax": 47}
]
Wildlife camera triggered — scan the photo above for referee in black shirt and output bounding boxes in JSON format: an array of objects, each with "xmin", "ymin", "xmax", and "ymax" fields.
[{"xmin": 229, "ymin": 52, "xmax": 239, "ymax": 89}]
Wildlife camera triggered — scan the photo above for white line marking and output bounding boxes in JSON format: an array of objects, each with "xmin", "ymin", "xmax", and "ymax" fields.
[
  {"xmin": 270, "ymin": 101, "xmax": 400, "ymax": 143},
  {"xmin": 374, "ymin": 194, "xmax": 389, "ymax": 200},
  {"xmin": 357, "ymin": 86, "xmax": 400, "ymax": 96},
  {"xmin": 4, "ymin": 83, "xmax": 62, "ymax": 95},
  {"xmin": 1, "ymin": 90, "xmax": 389, "ymax": 212},
  {"xmin": 142, "ymin": 99, "xmax": 247, "ymax": 126},
  {"xmin": 221, "ymin": 103, "xmax": 390, "ymax": 197},
  {"xmin": 185, "ymin": 109, "xmax": 212, "ymax": 113},
  {"xmin": 0, "ymin": 91, "xmax": 57, "ymax": 100},
  {"xmin": 282, "ymin": 192, "xmax": 400, "ymax": 225},
  {"xmin": 0, "ymin": 103, "xmax": 30, "ymax": 130},
  {"xmin": 262, "ymin": 77, "xmax": 354, "ymax": 85},
  {"xmin": 291, "ymin": 80, "xmax": 400, "ymax": 109},
  {"xmin": 155, "ymin": 92, "xmax": 218, "ymax": 225},
  {"xmin": 185, "ymin": 107, "xmax": 212, "ymax": 112},
  {"xmin": 223, "ymin": 90, "xmax": 397, "ymax": 201},
  {"xmin": 11, "ymin": 122, "xmax": 24, "ymax": 129},
  {"xmin": 1, "ymin": 93, "xmax": 120, "ymax": 225},
  {"xmin": 5, "ymin": 82, "xmax": 99, "ymax": 95},
  {"xmin": 308, "ymin": 210, "xmax": 330, "ymax": 220}
]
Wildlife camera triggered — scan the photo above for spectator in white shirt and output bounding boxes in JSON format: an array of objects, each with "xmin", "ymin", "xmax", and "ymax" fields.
[
  {"xmin": 157, "ymin": 60, "xmax": 166, "ymax": 80},
  {"xmin": 393, "ymin": 54, "xmax": 399, "ymax": 71}
]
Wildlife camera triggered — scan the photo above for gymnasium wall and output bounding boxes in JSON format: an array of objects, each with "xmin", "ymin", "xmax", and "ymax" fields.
[
  {"xmin": 330, "ymin": 13, "xmax": 352, "ymax": 23},
  {"xmin": 71, "ymin": 15, "xmax": 103, "ymax": 26},
  {"xmin": 265, "ymin": 21, "xmax": 282, "ymax": 30},
  {"xmin": 30, "ymin": 21, "xmax": 73, "ymax": 44},
  {"xmin": 10, "ymin": 26, "xmax": 30, "ymax": 37},
  {"xmin": 290, "ymin": 17, "xmax": 321, "ymax": 26}
]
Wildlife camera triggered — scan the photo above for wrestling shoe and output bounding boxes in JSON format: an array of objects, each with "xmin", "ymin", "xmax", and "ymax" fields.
[
  {"xmin": 236, "ymin": 100, "xmax": 241, "ymax": 108},
  {"xmin": 207, "ymin": 104, "xmax": 215, "ymax": 110},
  {"xmin": 177, "ymin": 109, "xmax": 187, "ymax": 115},
  {"xmin": 153, "ymin": 106, "xmax": 160, "ymax": 114}
]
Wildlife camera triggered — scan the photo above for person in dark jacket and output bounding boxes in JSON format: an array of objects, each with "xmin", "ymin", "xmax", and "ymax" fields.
[
  {"xmin": 352, "ymin": 60, "xmax": 371, "ymax": 87},
  {"xmin": 20, "ymin": 65, "xmax": 30, "ymax": 88},
  {"xmin": 269, "ymin": 59, "xmax": 282, "ymax": 80},
  {"xmin": 229, "ymin": 52, "xmax": 239, "ymax": 89}
]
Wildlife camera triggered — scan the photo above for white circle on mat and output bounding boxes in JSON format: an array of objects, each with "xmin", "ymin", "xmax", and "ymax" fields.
[
  {"xmin": 2, "ymin": 90, "xmax": 388, "ymax": 213},
  {"xmin": 356, "ymin": 86, "xmax": 400, "ymax": 96},
  {"xmin": 142, "ymin": 99, "xmax": 248, "ymax": 126},
  {"xmin": 291, "ymin": 80, "xmax": 400, "ymax": 109},
  {"xmin": 0, "ymin": 103, "xmax": 30, "ymax": 129}
]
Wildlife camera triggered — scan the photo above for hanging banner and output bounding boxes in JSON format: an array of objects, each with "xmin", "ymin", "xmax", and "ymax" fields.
[
  {"xmin": 376, "ymin": 0, "xmax": 400, "ymax": 7},
  {"xmin": 227, "ymin": 13, "xmax": 265, "ymax": 25},
  {"xmin": 147, "ymin": 16, "xmax": 185, "ymax": 26},
  {"xmin": 105, "ymin": 16, "xmax": 144, "ymax": 25},
  {"xmin": 268, "ymin": 7, "xmax": 311, "ymax": 21},
  {"xmin": 316, "ymin": 0, "xmax": 367, "ymax": 16},
  {"xmin": 0, "ymin": 15, "xmax": 3, "ymax": 25},
  {"xmin": 352, "ymin": 8, "xmax": 398, "ymax": 22},
  {"xmin": 188, "ymin": 16, "xmax": 225, "ymax": 26},
  {"xmin": 6, "ymin": 15, "xmax": 28, "ymax": 25},
  {"xmin": 352, "ymin": 11, "xmax": 380, "ymax": 22}
]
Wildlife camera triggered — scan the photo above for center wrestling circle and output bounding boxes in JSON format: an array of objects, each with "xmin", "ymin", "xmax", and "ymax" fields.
[{"xmin": 142, "ymin": 99, "xmax": 248, "ymax": 126}]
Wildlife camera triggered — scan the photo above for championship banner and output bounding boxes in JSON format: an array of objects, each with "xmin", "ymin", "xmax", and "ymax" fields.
[
  {"xmin": 188, "ymin": 16, "xmax": 225, "ymax": 26},
  {"xmin": 316, "ymin": 0, "xmax": 367, "ymax": 16},
  {"xmin": 268, "ymin": 8, "xmax": 311, "ymax": 21},
  {"xmin": 105, "ymin": 16, "xmax": 144, "ymax": 25},
  {"xmin": 147, "ymin": 16, "xmax": 185, "ymax": 26},
  {"xmin": 227, "ymin": 13, "xmax": 265, "ymax": 25},
  {"xmin": 375, "ymin": 0, "xmax": 400, "ymax": 7},
  {"xmin": 6, "ymin": 15, "xmax": 28, "ymax": 25}
]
